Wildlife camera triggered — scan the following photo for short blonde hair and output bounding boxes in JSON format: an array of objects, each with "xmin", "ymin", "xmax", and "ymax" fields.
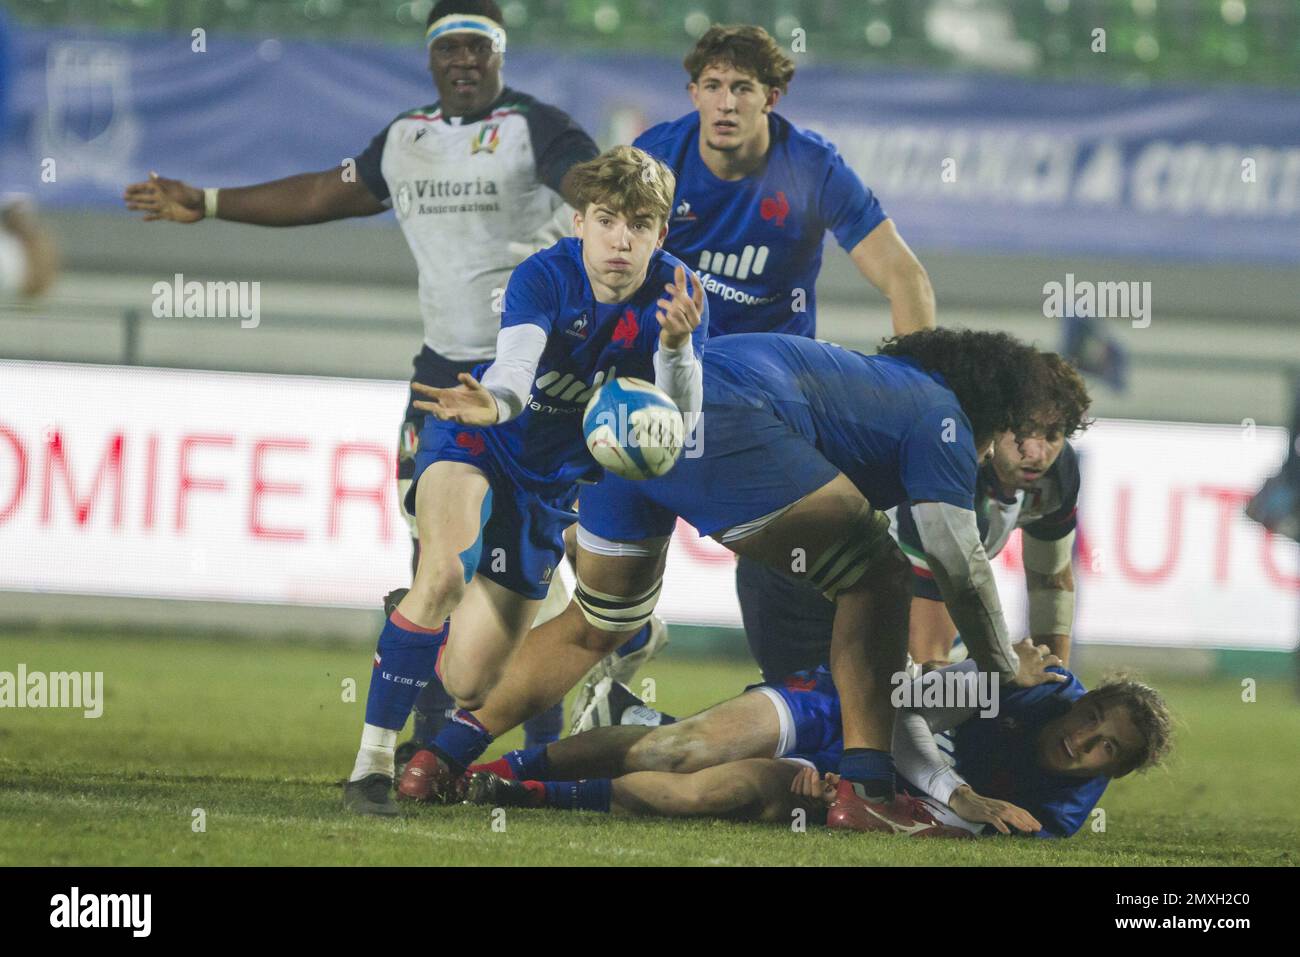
[{"xmin": 569, "ymin": 145, "xmax": 676, "ymax": 227}]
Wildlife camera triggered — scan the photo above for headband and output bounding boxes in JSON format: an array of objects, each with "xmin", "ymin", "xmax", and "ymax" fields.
[{"xmin": 425, "ymin": 14, "xmax": 507, "ymax": 53}]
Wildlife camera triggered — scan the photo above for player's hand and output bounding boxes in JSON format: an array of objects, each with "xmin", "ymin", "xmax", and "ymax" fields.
[
  {"xmin": 1005, "ymin": 638, "xmax": 1067, "ymax": 688},
  {"xmin": 656, "ymin": 264, "xmax": 703, "ymax": 351},
  {"xmin": 790, "ymin": 767, "xmax": 840, "ymax": 806},
  {"xmin": 948, "ymin": 785, "xmax": 1042, "ymax": 835},
  {"xmin": 123, "ymin": 171, "xmax": 205, "ymax": 223},
  {"xmin": 412, "ymin": 374, "xmax": 499, "ymax": 426}
]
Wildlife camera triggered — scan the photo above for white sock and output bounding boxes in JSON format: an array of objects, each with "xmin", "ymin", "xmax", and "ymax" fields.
[{"xmin": 349, "ymin": 724, "xmax": 398, "ymax": 782}]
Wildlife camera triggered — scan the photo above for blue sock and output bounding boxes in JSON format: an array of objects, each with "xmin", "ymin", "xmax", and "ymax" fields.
[
  {"xmin": 838, "ymin": 748, "xmax": 895, "ymax": 799},
  {"xmin": 431, "ymin": 708, "xmax": 493, "ymax": 771},
  {"xmin": 523, "ymin": 702, "xmax": 563, "ymax": 748},
  {"xmin": 615, "ymin": 623, "xmax": 651, "ymax": 658},
  {"xmin": 505, "ymin": 744, "xmax": 552, "ymax": 781},
  {"xmin": 411, "ymin": 678, "xmax": 457, "ymax": 745},
  {"xmin": 544, "ymin": 779, "xmax": 612, "ymax": 812},
  {"xmin": 364, "ymin": 613, "xmax": 448, "ymax": 731}
]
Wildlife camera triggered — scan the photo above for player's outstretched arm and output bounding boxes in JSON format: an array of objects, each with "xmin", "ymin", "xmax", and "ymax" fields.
[
  {"xmin": 123, "ymin": 168, "xmax": 385, "ymax": 226},
  {"xmin": 849, "ymin": 220, "xmax": 935, "ymax": 335}
]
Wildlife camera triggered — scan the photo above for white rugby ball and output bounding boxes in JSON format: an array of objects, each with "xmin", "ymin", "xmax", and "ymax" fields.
[{"xmin": 582, "ymin": 377, "xmax": 684, "ymax": 480}]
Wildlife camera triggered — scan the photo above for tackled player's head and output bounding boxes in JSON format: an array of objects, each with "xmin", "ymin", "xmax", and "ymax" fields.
[
  {"xmin": 571, "ymin": 146, "xmax": 676, "ymax": 301},
  {"xmin": 1038, "ymin": 676, "xmax": 1174, "ymax": 779},
  {"xmin": 877, "ymin": 329, "xmax": 1093, "ymax": 455},
  {"xmin": 425, "ymin": 0, "xmax": 506, "ymax": 116},
  {"xmin": 685, "ymin": 25, "xmax": 795, "ymax": 155},
  {"xmin": 987, "ymin": 353, "xmax": 1090, "ymax": 489}
]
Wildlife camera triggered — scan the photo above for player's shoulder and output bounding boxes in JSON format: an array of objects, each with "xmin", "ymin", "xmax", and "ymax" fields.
[
  {"xmin": 633, "ymin": 113, "xmax": 699, "ymax": 163},
  {"xmin": 496, "ymin": 86, "xmax": 573, "ymax": 123},
  {"xmin": 772, "ymin": 112, "xmax": 844, "ymax": 165},
  {"xmin": 513, "ymin": 237, "xmax": 582, "ymax": 291},
  {"xmin": 1006, "ymin": 667, "xmax": 1088, "ymax": 712}
]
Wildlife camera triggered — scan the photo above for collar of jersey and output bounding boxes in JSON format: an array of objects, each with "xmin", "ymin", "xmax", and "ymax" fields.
[{"xmin": 439, "ymin": 86, "xmax": 515, "ymax": 126}]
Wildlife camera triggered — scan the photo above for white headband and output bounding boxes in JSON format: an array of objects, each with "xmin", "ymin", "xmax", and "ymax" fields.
[{"xmin": 425, "ymin": 13, "xmax": 507, "ymax": 53}]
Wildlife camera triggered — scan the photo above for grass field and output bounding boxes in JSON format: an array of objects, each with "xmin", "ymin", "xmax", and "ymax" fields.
[{"xmin": 1, "ymin": 627, "xmax": 1297, "ymax": 866}]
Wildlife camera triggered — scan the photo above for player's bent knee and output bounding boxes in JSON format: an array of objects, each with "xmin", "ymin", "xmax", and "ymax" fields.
[{"xmin": 574, "ymin": 573, "xmax": 662, "ymax": 636}]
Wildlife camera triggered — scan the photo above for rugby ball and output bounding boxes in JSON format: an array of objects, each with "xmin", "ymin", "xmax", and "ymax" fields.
[{"xmin": 583, "ymin": 378, "xmax": 684, "ymax": 480}]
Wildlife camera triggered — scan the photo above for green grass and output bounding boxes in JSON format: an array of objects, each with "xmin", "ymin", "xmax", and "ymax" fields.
[{"xmin": 1, "ymin": 629, "xmax": 1297, "ymax": 866}]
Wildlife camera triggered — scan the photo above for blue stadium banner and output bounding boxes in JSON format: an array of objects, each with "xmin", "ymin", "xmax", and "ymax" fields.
[{"xmin": 2, "ymin": 26, "xmax": 1298, "ymax": 263}]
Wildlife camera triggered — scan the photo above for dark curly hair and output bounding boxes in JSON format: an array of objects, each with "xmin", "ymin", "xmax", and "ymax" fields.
[{"xmin": 877, "ymin": 328, "xmax": 1092, "ymax": 442}]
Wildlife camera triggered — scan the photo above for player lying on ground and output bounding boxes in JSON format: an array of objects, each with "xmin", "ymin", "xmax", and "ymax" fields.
[
  {"xmin": 399, "ymin": 328, "xmax": 1089, "ymax": 834},
  {"xmin": 339, "ymin": 146, "xmax": 707, "ymax": 814},
  {"xmin": 124, "ymin": 0, "xmax": 601, "ymax": 751},
  {"xmin": 463, "ymin": 646, "xmax": 1171, "ymax": 838}
]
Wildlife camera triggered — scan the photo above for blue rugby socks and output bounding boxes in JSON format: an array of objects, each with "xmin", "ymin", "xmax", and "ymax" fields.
[
  {"xmin": 351, "ymin": 611, "xmax": 448, "ymax": 782},
  {"xmin": 838, "ymin": 748, "xmax": 896, "ymax": 800},
  {"xmin": 543, "ymin": 778, "xmax": 613, "ymax": 813}
]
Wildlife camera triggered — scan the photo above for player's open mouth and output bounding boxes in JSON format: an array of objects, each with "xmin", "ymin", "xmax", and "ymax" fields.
[
  {"xmin": 713, "ymin": 120, "xmax": 738, "ymax": 133},
  {"xmin": 1022, "ymin": 469, "xmax": 1042, "ymax": 481},
  {"xmin": 451, "ymin": 78, "xmax": 478, "ymax": 92}
]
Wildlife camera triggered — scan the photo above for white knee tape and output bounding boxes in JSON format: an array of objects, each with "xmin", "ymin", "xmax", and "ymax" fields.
[{"xmin": 575, "ymin": 576, "xmax": 662, "ymax": 633}]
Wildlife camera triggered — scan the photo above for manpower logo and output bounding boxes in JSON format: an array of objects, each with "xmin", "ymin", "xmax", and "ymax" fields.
[{"xmin": 697, "ymin": 245, "xmax": 769, "ymax": 281}]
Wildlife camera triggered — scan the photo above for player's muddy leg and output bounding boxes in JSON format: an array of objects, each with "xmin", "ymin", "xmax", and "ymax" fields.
[
  {"xmin": 539, "ymin": 725, "xmax": 655, "ymax": 779},
  {"xmin": 721, "ymin": 473, "xmax": 910, "ymax": 757},
  {"xmin": 622, "ymin": 690, "xmax": 783, "ymax": 774},
  {"xmin": 611, "ymin": 758, "xmax": 804, "ymax": 821},
  {"xmin": 473, "ymin": 542, "xmax": 668, "ymax": 737}
]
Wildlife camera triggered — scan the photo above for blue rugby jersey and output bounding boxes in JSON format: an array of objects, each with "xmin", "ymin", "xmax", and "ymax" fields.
[
  {"xmin": 634, "ymin": 112, "xmax": 885, "ymax": 338},
  {"xmin": 476, "ymin": 237, "xmax": 708, "ymax": 489}
]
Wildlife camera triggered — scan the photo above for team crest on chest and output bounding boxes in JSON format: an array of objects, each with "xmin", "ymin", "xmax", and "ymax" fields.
[{"xmin": 471, "ymin": 122, "xmax": 502, "ymax": 154}]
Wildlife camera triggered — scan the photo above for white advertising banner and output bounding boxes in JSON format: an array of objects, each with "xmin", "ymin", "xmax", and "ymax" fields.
[{"xmin": 0, "ymin": 361, "xmax": 1296, "ymax": 650}]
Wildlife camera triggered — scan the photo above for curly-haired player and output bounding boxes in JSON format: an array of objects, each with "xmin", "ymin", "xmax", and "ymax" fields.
[{"xmin": 399, "ymin": 328, "xmax": 1085, "ymax": 835}]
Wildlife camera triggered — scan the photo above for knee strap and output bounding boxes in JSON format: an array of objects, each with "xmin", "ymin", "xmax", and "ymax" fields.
[
  {"xmin": 807, "ymin": 502, "xmax": 895, "ymax": 600},
  {"xmin": 575, "ymin": 576, "xmax": 662, "ymax": 633}
]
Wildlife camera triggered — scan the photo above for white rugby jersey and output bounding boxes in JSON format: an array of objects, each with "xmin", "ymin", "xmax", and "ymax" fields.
[{"xmin": 356, "ymin": 88, "xmax": 598, "ymax": 361}]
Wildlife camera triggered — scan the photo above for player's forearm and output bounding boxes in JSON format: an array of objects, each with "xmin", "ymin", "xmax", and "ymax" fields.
[
  {"xmin": 893, "ymin": 708, "xmax": 970, "ymax": 806},
  {"xmin": 480, "ymin": 324, "xmax": 548, "ymax": 423},
  {"xmin": 211, "ymin": 171, "xmax": 356, "ymax": 226},
  {"xmin": 884, "ymin": 261, "xmax": 936, "ymax": 335},
  {"xmin": 653, "ymin": 341, "xmax": 702, "ymax": 421},
  {"xmin": 912, "ymin": 502, "xmax": 1018, "ymax": 679},
  {"xmin": 1024, "ymin": 532, "xmax": 1075, "ymax": 666}
]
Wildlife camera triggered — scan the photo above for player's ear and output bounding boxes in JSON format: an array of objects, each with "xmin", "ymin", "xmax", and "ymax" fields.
[
  {"xmin": 573, "ymin": 210, "xmax": 584, "ymax": 240},
  {"xmin": 656, "ymin": 221, "xmax": 668, "ymax": 247},
  {"xmin": 764, "ymin": 85, "xmax": 781, "ymax": 112}
]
